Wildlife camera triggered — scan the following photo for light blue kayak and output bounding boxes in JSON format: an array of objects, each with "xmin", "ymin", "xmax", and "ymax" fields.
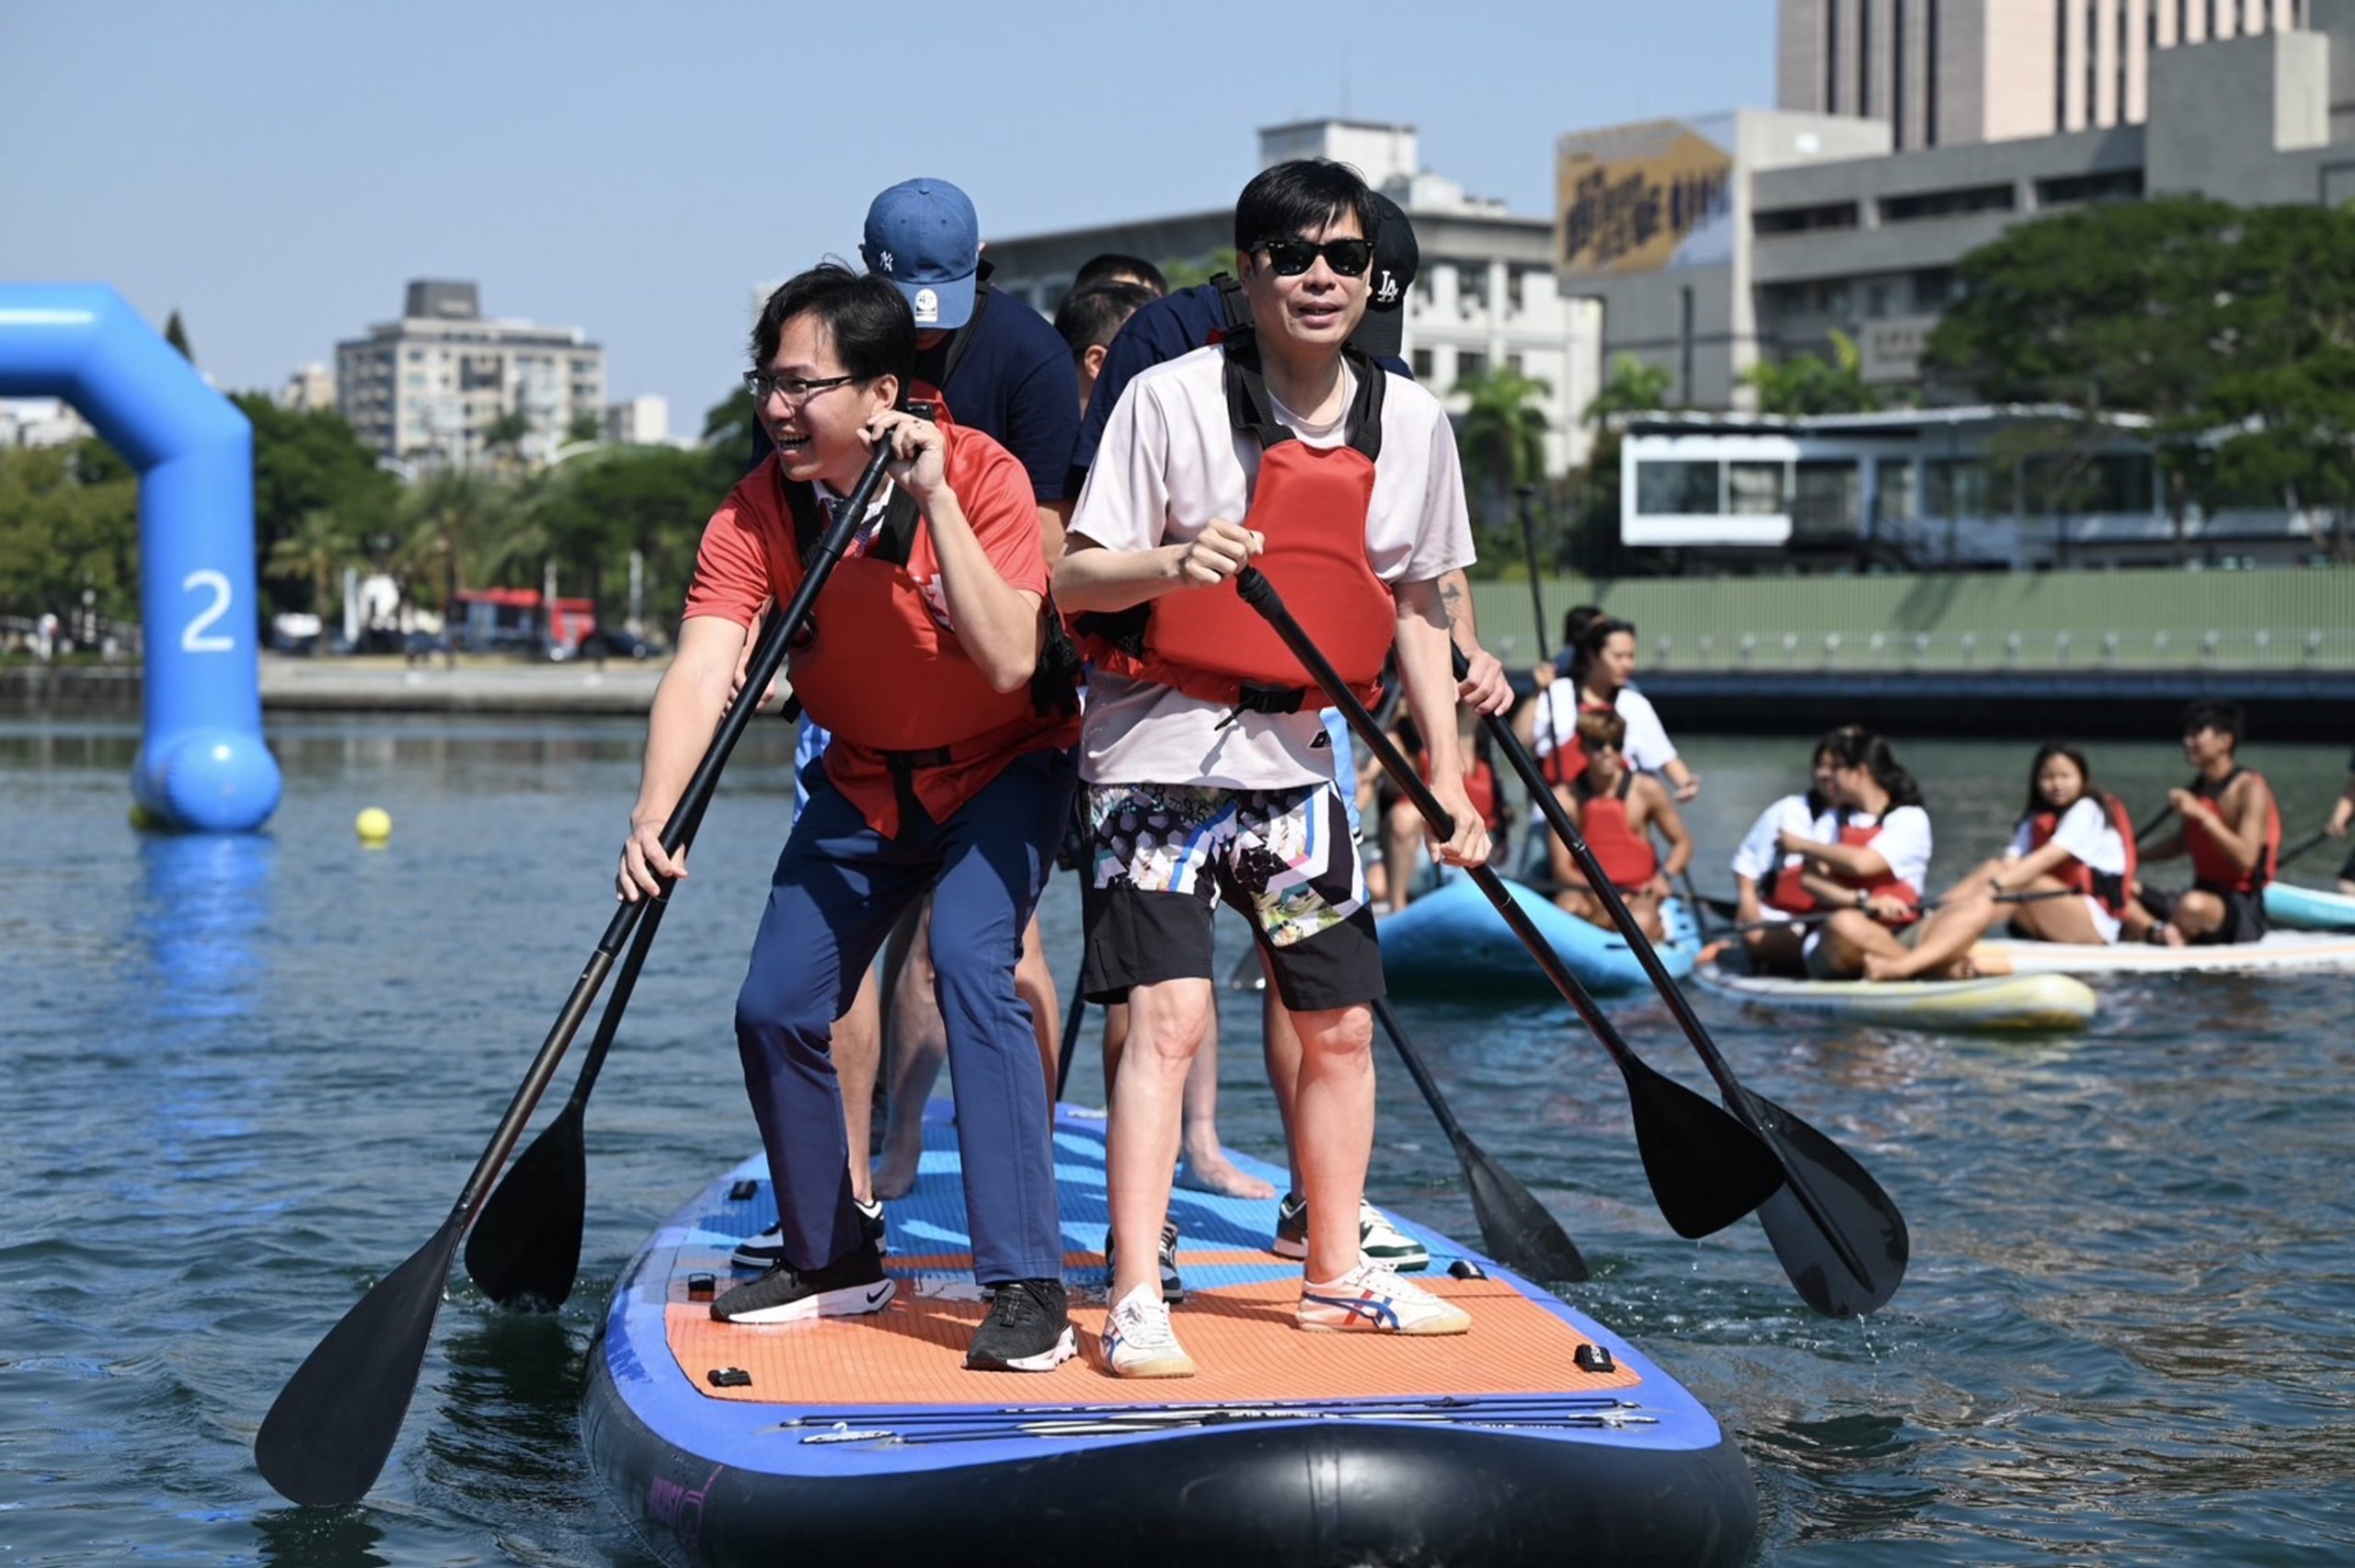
[
  {"xmin": 1378, "ymin": 876, "xmax": 1696, "ymax": 995},
  {"xmin": 2264, "ymin": 881, "xmax": 2355, "ymax": 933}
]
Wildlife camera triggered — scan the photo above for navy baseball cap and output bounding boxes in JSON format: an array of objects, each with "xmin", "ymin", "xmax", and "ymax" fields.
[
  {"xmin": 1349, "ymin": 192, "xmax": 1419, "ymax": 361},
  {"xmin": 862, "ymin": 178, "xmax": 981, "ymax": 331}
]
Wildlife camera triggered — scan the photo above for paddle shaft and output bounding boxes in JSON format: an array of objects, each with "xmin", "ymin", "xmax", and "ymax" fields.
[
  {"xmin": 2277, "ymin": 828, "xmax": 2329, "ymax": 872},
  {"xmin": 1717, "ymin": 887, "xmax": 2073, "ymax": 937},
  {"xmin": 1470, "ymin": 644, "xmax": 1878, "ymax": 1295},
  {"xmin": 1518, "ymin": 486, "xmax": 1550, "ymax": 664},
  {"xmin": 1053, "ymin": 976, "xmax": 1086, "ymax": 1102}
]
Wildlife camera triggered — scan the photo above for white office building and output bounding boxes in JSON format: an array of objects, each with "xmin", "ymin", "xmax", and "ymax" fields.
[{"xmin": 336, "ymin": 280, "xmax": 605, "ymax": 468}]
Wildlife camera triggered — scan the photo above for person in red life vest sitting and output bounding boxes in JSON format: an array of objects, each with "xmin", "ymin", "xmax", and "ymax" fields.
[
  {"xmin": 1724, "ymin": 727, "xmax": 1855, "ymax": 974},
  {"xmin": 1519, "ymin": 611, "xmax": 1700, "ymax": 802},
  {"xmin": 2121, "ymin": 700, "xmax": 2283, "ymax": 946},
  {"xmin": 1865, "ymin": 743, "xmax": 2135, "ymax": 980},
  {"xmin": 1544, "ymin": 708, "xmax": 1692, "ymax": 942},
  {"xmin": 617, "ymin": 266, "xmax": 1081, "ymax": 1371},
  {"xmin": 1058, "ymin": 159, "xmax": 1487, "ymax": 1378},
  {"xmin": 1775, "ymin": 728, "xmax": 1935, "ymax": 979},
  {"xmin": 1371, "ymin": 707, "xmax": 1510, "ymax": 913}
]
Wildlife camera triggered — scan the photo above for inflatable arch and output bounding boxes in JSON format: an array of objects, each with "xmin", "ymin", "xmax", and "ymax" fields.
[{"xmin": 0, "ymin": 283, "xmax": 282, "ymax": 831}]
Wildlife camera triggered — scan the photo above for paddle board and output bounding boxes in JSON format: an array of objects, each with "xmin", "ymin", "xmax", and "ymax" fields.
[
  {"xmin": 1693, "ymin": 961, "xmax": 2098, "ymax": 1031},
  {"xmin": 2263, "ymin": 882, "xmax": 2355, "ymax": 933},
  {"xmin": 1379, "ymin": 876, "xmax": 1696, "ymax": 996},
  {"xmin": 584, "ymin": 1104, "xmax": 1757, "ymax": 1567},
  {"xmin": 1972, "ymin": 929, "xmax": 2355, "ymax": 975}
]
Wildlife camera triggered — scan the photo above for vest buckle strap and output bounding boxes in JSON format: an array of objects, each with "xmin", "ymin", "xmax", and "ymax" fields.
[{"xmin": 1212, "ymin": 683, "xmax": 1311, "ymax": 730}]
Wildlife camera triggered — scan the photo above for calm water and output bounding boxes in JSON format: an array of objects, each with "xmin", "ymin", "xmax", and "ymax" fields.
[{"xmin": 2, "ymin": 714, "xmax": 2350, "ymax": 1565}]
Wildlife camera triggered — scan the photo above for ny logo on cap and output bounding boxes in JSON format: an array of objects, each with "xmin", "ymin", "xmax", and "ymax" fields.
[{"xmin": 877, "ymin": 249, "xmax": 896, "ymax": 275}]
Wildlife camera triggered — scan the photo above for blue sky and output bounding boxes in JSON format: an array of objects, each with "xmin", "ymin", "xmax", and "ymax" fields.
[{"xmin": 0, "ymin": 1, "xmax": 1774, "ymax": 427}]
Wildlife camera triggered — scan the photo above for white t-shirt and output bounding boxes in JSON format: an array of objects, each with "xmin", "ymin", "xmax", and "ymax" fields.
[
  {"xmin": 1815, "ymin": 804, "xmax": 1934, "ymax": 892},
  {"xmin": 1070, "ymin": 346, "xmax": 1474, "ymax": 790},
  {"xmin": 2005, "ymin": 795, "xmax": 2127, "ymax": 876},
  {"xmin": 1532, "ymin": 682, "xmax": 1679, "ymax": 776},
  {"xmin": 1731, "ymin": 793, "xmax": 1821, "ymax": 881}
]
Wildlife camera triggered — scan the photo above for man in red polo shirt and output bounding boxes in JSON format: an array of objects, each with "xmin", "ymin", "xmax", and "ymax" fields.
[{"xmin": 618, "ymin": 264, "xmax": 1078, "ymax": 1370}]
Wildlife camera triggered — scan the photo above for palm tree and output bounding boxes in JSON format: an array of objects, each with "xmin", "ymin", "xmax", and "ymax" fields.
[
  {"xmin": 1581, "ymin": 354, "xmax": 1675, "ymax": 427},
  {"xmin": 1452, "ymin": 365, "xmax": 1554, "ymax": 513},
  {"xmin": 398, "ymin": 468, "xmax": 509, "ymax": 666},
  {"xmin": 265, "ymin": 507, "xmax": 359, "ymax": 634}
]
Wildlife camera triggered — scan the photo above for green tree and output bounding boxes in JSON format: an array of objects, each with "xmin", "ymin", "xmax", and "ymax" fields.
[
  {"xmin": 398, "ymin": 467, "xmax": 510, "ymax": 662},
  {"xmin": 1562, "ymin": 356, "xmax": 1677, "ymax": 577},
  {"xmin": 535, "ymin": 446, "xmax": 717, "ymax": 630},
  {"xmin": 232, "ymin": 394, "xmax": 400, "ymax": 620},
  {"xmin": 480, "ymin": 409, "xmax": 533, "ymax": 472},
  {"xmin": 1743, "ymin": 329, "xmax": 1884, "ymax": 416},
  {"xmin": 164, "ymin": 309, "xmax": 193, "ymax": 362},
  {"xmin": 1581, "ymin": 354, "xmax": 1675, "ymax": 425},
  {"xmin": 567, "ymin": 410, "xmax": 604, "ymax": 445},
  {"xmin": 265, "ymin": 507, "xmax": 360, "ymax": 624},
  {"xmin": 1158, "ymin": 247, "xmax": 1241, "ymax": 291},
  {"xmin": 0, "ymin": 443, "xmax": 142, "ymax": 626},
  {"xmin": 1452, "ymin": 365, "xmax": 1554, "ymax": 578}
]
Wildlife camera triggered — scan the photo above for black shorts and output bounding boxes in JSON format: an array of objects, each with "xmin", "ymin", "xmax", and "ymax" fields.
[
  {"xmin": 1076, "ymin": 780, "xmax": 1384, "ymax": 1013},
  {"xmin": 2140, "ymin": 882, "xmax": 2270, "ymax": 945}
]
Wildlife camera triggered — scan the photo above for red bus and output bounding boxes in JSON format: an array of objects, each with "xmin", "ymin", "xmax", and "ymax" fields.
[{"xmin": 454, "ymin": 588, "xmax": 597, "ymax": 654}]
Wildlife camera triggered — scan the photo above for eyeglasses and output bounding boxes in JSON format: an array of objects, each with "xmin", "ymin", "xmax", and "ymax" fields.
[
  {"xmin": 1252, "ymin": 236, "xmax": 1374, "ymax": 278},
  {"xmin": 742, "ymin": 371, "xmax": 859, "ymax": 407}
]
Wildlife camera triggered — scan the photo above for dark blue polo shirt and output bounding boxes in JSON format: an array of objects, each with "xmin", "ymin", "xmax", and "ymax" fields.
[{"xmin": 753, "ymin": 283, "xmax": 1080, "ymax": 502}]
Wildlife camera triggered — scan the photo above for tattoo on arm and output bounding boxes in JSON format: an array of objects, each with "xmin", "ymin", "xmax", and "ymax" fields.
[{"xmin": 1438, "ymin": 576, "xmax": 1465, "ymax": 629}]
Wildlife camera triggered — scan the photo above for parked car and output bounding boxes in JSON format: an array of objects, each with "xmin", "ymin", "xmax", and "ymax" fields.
[{"xmin": 577, "ymin": 627, "xmax": 661, "ymax": 661}]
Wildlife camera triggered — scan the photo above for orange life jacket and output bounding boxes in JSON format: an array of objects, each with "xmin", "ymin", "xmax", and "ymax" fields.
[
  {"xmin": 1825, "ymin": 816, "xmax": 1923, "ymax": 925},
  {"xmin": 1574, "ymin": 772, "xmax": 1657, "ymax": 891},
  {"xmin": 2182, "ymin": 767, "xmax": 2280, "ymax": 895},
  {"xmin": 1537, "ymin": 693, "xmax": 1611, "ymax": 787},
  {"xmin": 776, "ymin": 462, "xmax": 1077, "ymax": 838},
  {"xmin": 1412, "ymin": 746, "xmax": 1505, "ymax": 833},
  {"xmin": 2026, "ymin": 794, "xmax": 2137, "ymax": 917},
  {"xmin": 1074, "ymin": 337, "xmax": 1394, "ymax": 715}
]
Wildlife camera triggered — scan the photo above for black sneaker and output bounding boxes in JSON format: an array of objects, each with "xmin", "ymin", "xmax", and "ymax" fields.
[
  {"xmin": 963, "ymin": 1278, "xmax": 1076, "ymax": 1371},
  {"xmin": 710, "ymin": 1241, "xmax": 893, "ymax": 1324},
  {"xmin": 732, "ymin": 1196, "xmax": 888, "ymax": 1271},
  {"xmin": 1104, "ymin": 1219, "xmax": 1185, "ymax": 1304}
]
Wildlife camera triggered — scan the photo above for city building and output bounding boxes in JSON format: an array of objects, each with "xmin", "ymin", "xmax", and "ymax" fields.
[
  {"xmin": 604, "ymin": 393, "xmax": 672, "ymax": 447},
  {"xmin": 978, "ymin": 120, "xmax": 1607, "ymax": 474},
  {"xmin": 1778, "ymin": 0, "xmax": 2312, "ymax": 149},
  {"xmin": 0, "ymin": 398, "xmax": 94, "ymax": 449},
  {"xmin": 1562, "ymin": 3, "xmax": 2355, "ymax": 411},
  {"xmin": 277, "ymin": 363, "xmax": 336, "ymax": 413},
  {"xmin": 1616, "ymin": 405, "xmax": 2335, "ymax": 568},
  {"xmin": 335, "ymin": 280, "xmax": 605, "ymax": 468}
]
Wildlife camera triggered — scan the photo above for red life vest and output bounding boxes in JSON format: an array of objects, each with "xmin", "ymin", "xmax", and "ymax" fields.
[
  {"xmin": 1074, "ymin": 337, "xmax": 1394, "ymax": 715},
  {"xmin": 2183, "ymin": 767, "xmax": 2280, "ymax": 895},
  {"xmin": 775, "ymin": 453, "xmax": 1077, "ymax": 838},
  {"xmin": 1412, "ymin": 746, "xmax": 1505, "ymax": 832},
  {"xmin": 1825, "ymin": 816, "xmax": 1923, "ymax": 925},
  {"xmin": 1760, "ymin": 799, "xmax": 1839, "ymax": 916},
  {"xmin": 1537, "ymin": 692, "xmax": 1612, "ymax": 786},
  {"xmin": 2026, "ymin": 794, "xmax": 2137, "ymax": 916},
  {"xmin": 1574, "ymin": 772, "xmax": 1657, "ymax": 891}
]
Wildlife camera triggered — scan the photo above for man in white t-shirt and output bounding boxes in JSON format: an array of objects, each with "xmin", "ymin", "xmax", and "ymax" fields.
[{"xmin": 1057, "ymin": 159, "xmax": 1487, "ymax": 1378}]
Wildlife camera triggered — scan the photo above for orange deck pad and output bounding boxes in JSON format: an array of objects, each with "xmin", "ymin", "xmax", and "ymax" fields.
[{"xmin": 667, "ymin": 1254, "xmax": 1642, "ymax": 1408}]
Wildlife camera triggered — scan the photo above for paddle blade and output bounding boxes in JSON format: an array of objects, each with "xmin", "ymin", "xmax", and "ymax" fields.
[
  {"xmin": 1623, "ymin": 1060, "xmax": 1787, "ymax": 1241},
  {"xmin": 1453, "ymin": 1128, "xmax": 1591, "ymax": 1283},
  {"xmin": 256, "ymin": 1216, "xmax": 462, "ymax": 1506},
  {"xmin": 462, "ymin": 1105, "xmax": 587, "ymax": 1311},
  {"xmin": 1748, "ymin": 1092, "xmax": 1911, "ymax": 1318}
]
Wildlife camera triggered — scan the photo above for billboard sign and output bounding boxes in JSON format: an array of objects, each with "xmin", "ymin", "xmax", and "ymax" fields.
[{"xmin": 1557, "ymin": 119, "xmax": 1735, "ymax": 277}]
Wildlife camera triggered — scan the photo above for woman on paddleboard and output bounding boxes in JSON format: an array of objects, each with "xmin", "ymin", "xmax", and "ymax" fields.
[{"xmin": 1777, "ymin": 729, "xmax": 1934, "ymax": 980}]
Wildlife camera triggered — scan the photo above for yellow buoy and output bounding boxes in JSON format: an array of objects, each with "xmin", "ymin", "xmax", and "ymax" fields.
[
  {"xmin": 129, "ymin": 803, "xmax": 161, "ymax": 830},
  {"xmin": 356, "ymin": 807, "xmax": 393, "ymax": 844}
]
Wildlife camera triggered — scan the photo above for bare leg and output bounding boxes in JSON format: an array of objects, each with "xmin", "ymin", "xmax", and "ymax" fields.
[
  {"xmin": 1177, "ymin": 990, "xmax": 1275, "ymax": 1198},
  {"xmin": 2162, "ymin": 888, "xmax": 2226, "ymax": 944},
  {"xmin": 1107, "ymin": 978, "xmax": 1213, "ymax": 1305},
  {"xmin": 1100, "ymin": 1000, "xmax": 1129, "ymax": 1105},
  {"xmin": 1807, "ymin": 910, "xmax": 1911, "ymax": 979},
  {"xmin": 833, "ymin": 966, "xmax": 883, "ymax": 1205},
  {"xmin": 873, "ymin": 903, "xmax": 945, "ymax": 1200},
  {"xmin": 1866, "ymin": 857, "xmax": 2009, "ymax": 980},
  {"xmin": 1743, "ymin": 921, "xmax": 1809, "ymax": 975},
  {"xmin": 1263, "ymin": 977, "xmax": 1306, "ymax": 1197},
  {"xmin": 1013, "ymin": 909, "xmax": 1057, "ymax": 1109},
  {"xmin": 2005, "ymin": 890, "xmax": 2108, "ymax": 945},
  {"xmin": 1289, "ymin": 1003, "xmax": 1378, "ymax": 1284}
]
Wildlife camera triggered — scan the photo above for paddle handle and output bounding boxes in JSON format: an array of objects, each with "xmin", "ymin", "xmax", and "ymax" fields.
[
  {"xmin": 1472, "ymin": 644, "xmax": 1875, "ymax": 1292},
  {"xmin": 1233, "ymin": 569, "xmax": 1645, "ymax": 1074}
]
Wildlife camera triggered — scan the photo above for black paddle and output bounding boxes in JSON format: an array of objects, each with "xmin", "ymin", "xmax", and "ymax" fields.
[
  {"xmin": 1517, "ymin": 486, "xmax": 1552, "ymax": 666},
  {"xmin": 1052, "ymin": 974, "xmax": 1087, "ymax": 1103},
  {"xmin": 1372, "ymin": 999, "xmax": 1590, "ymax": 1283},
  {"xmin": 254, "ymin": 443, "xmax": 897, "ymax": 1508},
  {"xmin": 1712, "ymin": 887, "xmax": 2073, "ymax": 938},
  {"xmin": 1234, "ymin": 569, "xmax": 1782, "ymax": 1244},
  {"xmin": 1462, "ymin": 641, "xmax": 1909, "ymax": 1319},
  {"xmin": 2276, "ymin": 828, "xmax": 2329, "ymax": 873}
]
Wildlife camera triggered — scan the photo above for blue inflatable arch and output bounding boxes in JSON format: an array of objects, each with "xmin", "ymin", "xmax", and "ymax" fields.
[{"xmin": 0, "ymin": 283, "xmax": 281, "ymax": 831}]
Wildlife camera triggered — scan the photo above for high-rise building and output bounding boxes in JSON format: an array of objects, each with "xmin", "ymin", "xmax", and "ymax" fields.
[
  {"xmin": 335, "ymin": 280, "xmax": 605, "ymax": 467},
  {"xmin": 1777, "ymin": 0, "xmax": 2307, "ymax": 148},
  {"xmin": 277, "ymin": 363, "xmax": 336, "ymax": 413},
  {"xmin": 604, "ymin": 394, "xmax": 672, "ymax": 447}
]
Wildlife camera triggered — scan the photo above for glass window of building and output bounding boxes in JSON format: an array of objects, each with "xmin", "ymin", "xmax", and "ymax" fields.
[
  {"xmin": 1792, "ymin": 460, "xmax": 1861, "ymax": 536},
  {"xmin": 1457, "ymin": 350, "xmax": 1489, "ymax": 382},
  {"xmin": 1728, "ymin": 462, "xmax": 1787, "ymax": 515},
  {"xmin": 1637, "ymin": 460, "xmax": 1722, "ymax": 515},
  {"xmin": 1874, "ymin": 458, "xmax": 1917, "ymax": 523}
]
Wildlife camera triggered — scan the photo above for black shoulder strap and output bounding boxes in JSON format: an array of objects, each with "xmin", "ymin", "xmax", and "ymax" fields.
[
  {"xmin": 909, "ymin": 272, "xmax": 992, "ymax": 401},
  {"xmin": 1221, "ymin": 334, "xmax": 1387, "ymax": 462},
  {"xmin": 780, "ymin": 469, "xmax": 924, "ymax": 569},
  {"xmin": 1343, "ymin": 347, "xmax": 1385, "ymax": 461},
  {"xmin": 1209, "ymin": 271, "xmax": 1252, "ymax": 336}
]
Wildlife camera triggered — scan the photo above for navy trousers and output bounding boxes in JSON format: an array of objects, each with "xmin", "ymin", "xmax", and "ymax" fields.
[{"xmin": 734, "ymin": 745, "xmax": 1074, "ymax": 1285}]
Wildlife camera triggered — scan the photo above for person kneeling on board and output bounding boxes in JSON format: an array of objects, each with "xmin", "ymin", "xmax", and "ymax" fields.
[
  {"xmin": 1059, "ymin": 158, "xmax": 1486, "ymax": 1378},
  {"xmin": 1775, "ymin": 728, "xmax": 1934, "ymax": 980},
  {"xmin": 2122, "ymin": 700, "xmax": 2282, "ymax": 947},
  {"xmin": 1545, "ymin": 709, "xmax": 1689, "ymax": 943},
  {"xmin": 1865, "ymin": 743, "xmax": 2134, "ymax": 980},
  {"xmin": 619, "ymin": 266, "xmax": 1082, "ymax": 1371}
]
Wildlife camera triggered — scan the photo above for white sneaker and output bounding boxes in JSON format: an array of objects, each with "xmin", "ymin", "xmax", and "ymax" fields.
[
  {"xmin": 1270, "ymin": 1195, "xmax": 1430, "ymax": 1272},
  {"xmin": 1297, "ymin": 1259, "xmax": 1472, "ymax": 1336},
  {"xmin": 732, "ymin": 1197, "xmax": 887, "ymax": 1270},
  {"xmin": 1101, "ymin": 1281, "xmax": 1196, "ymax": 1378}
]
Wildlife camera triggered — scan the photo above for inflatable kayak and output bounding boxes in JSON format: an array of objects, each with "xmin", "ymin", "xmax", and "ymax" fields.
[
  {"xmin": 1379, "ymin": 876, "xmax": 1696, "ymax": 995},
  {"xmin": 2264, "ymin": 881, "xmax": 2355, "ymax": 933},
  {"xmin": 585, "ymin": 1104, "xmax": 1757, "ymax": 1567},
  {"xmin": 1972, "ymin": 929, "xmax": 2355, "ymax": 975},
  {"xmin": 1693, "ymin": 960, "xmax": 2098, "ymax": 1032}
]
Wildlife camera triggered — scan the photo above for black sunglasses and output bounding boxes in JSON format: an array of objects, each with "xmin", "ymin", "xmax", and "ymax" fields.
[{"xmin": 1252, "ymin": 236, "xmax": 1374, "ymax": 278}]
